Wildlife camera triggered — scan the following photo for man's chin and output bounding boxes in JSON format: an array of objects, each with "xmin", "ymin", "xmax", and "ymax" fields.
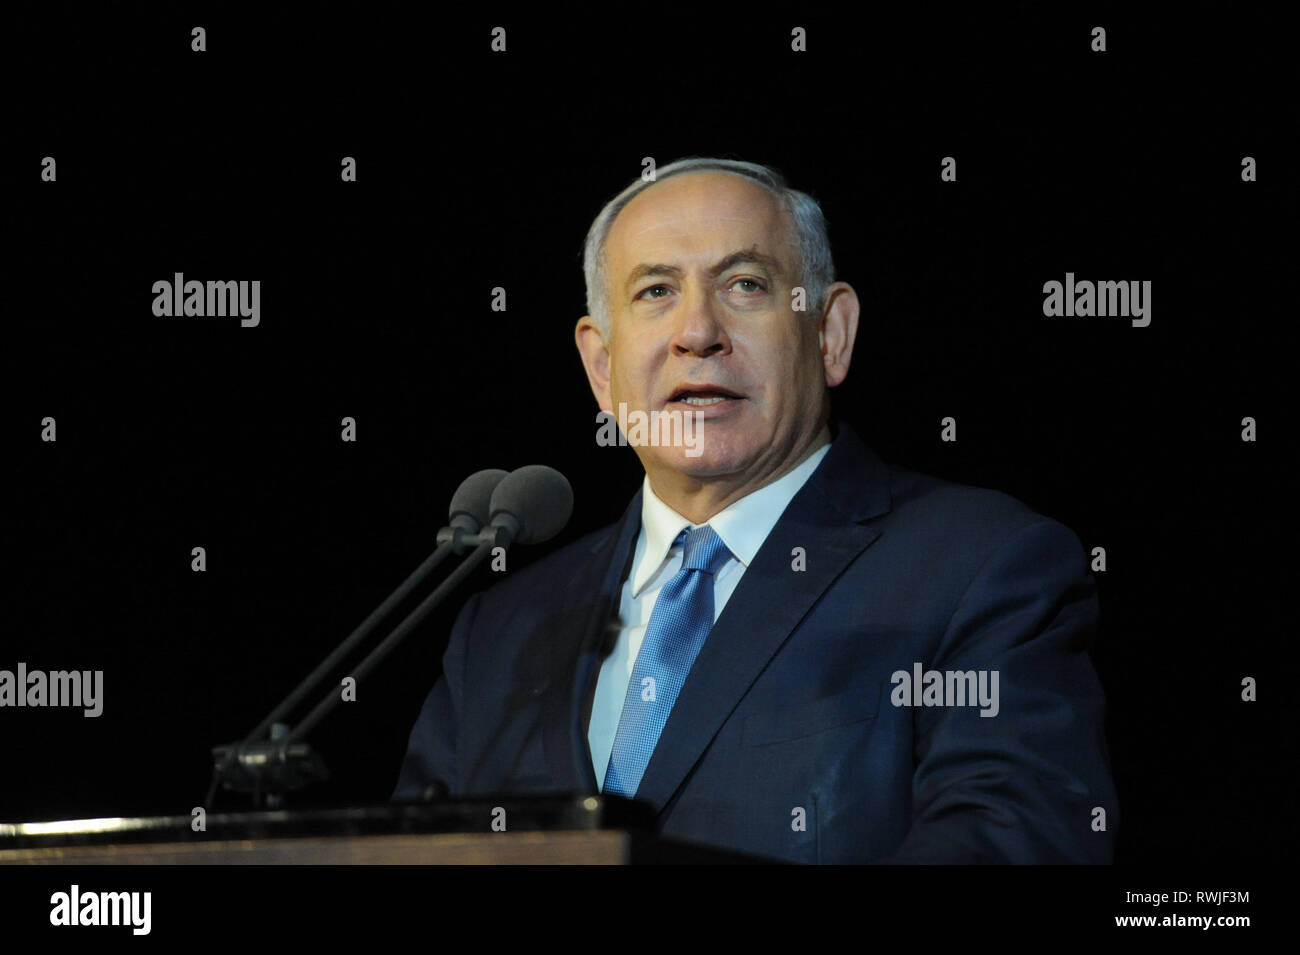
[{"xmin": 638, "ymin": 444, "xmax": 755, "ymax": 482}]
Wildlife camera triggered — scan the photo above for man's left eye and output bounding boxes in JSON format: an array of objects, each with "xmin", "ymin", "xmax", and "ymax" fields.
[{"xmin": 732, "ymin": 279, "xmax": 765, "ymax": 292}]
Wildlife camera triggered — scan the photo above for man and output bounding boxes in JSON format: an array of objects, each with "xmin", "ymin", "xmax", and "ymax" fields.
[{"xmin": 393, "ymin": 157, "xmax": 1118, "ymax": 863}]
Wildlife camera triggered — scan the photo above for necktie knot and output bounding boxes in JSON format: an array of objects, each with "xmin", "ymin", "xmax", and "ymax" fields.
[{"xmin": 678, "ymin": 524, "xmax": 731, "ymax": 575}]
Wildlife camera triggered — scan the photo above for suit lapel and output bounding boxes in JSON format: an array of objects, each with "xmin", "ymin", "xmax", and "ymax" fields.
[{"xmin": 541, "ymin": 488, "xmax": 643, "ymax": 792}]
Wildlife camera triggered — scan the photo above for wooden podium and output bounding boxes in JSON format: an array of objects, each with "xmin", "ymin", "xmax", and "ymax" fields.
[
  {"xmin": 0, "ymin": 795, "xmax": 774, "ymax": 865},
  {"xmin": 2, "ymin": 830, "xmax": 651, "ymax": 865}
]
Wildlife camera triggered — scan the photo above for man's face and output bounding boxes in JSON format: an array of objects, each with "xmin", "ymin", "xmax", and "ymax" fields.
[{"xmin": 589, "ymin": 171, "xmax": 832, "ymax": 488}]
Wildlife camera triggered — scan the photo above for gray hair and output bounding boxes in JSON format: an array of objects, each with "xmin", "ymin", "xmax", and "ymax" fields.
[{"xmin": 581, "ymin": 157, "xmax": 836, "ymax": 337}]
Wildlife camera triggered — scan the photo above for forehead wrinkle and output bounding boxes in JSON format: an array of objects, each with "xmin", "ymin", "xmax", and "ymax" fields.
[{"xmin": 627, "ymin": 215, "xmax": 758, "ymax": 238}]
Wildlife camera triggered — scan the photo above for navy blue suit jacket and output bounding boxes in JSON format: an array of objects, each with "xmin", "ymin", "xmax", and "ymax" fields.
[{"xmin": 393, "ymin": 422, "xmax": 1118, "ymax": 863}]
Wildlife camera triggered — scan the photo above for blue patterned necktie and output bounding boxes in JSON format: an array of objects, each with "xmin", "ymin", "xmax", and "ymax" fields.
[{"xmin": 602, "ymin": 524, "xmax": 733, "ymax": 798}]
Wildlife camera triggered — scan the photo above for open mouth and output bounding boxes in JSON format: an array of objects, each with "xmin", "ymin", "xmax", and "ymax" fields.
[{"xmin": 665, "ymin": 386, "xmax": 744, "ymax": 408}]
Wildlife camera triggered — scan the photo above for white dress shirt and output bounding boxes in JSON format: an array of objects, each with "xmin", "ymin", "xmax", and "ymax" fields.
[{"xmin": 585, "ymin": 442, "xmax": 832, "ymax": 790}]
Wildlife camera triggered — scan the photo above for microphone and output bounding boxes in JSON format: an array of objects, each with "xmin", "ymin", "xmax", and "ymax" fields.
[
  {"xmin": 438, "ymin": 468, "xmax": 510, "ymax": 552},
  {"xmin": 483, "ymin": 465, "xmax": 575, "ymax": 547},
  {"xmin": 207, "ymin": 465, "xmax": 574, "ymax": 806},
  {"xmin": 208, "ymin": 468, "xmax": 509, "ymax": 805},
  {"xmin": 282, "ymin": 465, "xmax": 574, "ymax": 743}
]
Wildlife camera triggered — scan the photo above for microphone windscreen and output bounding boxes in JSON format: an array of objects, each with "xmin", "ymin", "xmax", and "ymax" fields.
[
  {"xmin": 449, "ymin": 469, "xmax": 510, "ymax": 530},
  {"xmin": 490, "ymin": 465, "xmax": 574, "ymax": 544}
]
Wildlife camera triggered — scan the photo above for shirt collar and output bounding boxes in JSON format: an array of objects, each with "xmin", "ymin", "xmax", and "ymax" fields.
[{"xmin": 631, "ymin": 442, "xmax": 832, "ymax": 597}]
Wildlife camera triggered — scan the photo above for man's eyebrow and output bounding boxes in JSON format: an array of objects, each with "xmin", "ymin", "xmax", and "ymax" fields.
[{"xmin": 623, "ymin": 249, "xmax": 784, "ymax": 292}]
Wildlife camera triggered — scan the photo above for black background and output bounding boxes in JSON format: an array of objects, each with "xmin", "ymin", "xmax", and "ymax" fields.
[{"xmin": 4, "ymin": 4, "xmax": 1293, "ymax": 868}]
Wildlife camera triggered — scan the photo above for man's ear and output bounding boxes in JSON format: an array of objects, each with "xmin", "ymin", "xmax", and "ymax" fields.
[
  {"xmin": 818, "ymin": 282, "xmax": 860, "ymax": 388},
  {"xmin": 575, "ymin": 314, "xmax": 613, "ymax": 412}
]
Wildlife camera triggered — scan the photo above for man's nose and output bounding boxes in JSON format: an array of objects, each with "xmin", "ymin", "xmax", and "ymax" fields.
[{"xmin": 670, "ymin": 283, "xmax": 732, "ymax": 358}]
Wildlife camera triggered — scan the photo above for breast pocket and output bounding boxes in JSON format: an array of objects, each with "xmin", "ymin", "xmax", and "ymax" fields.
[{"xmin": 741, "ymin": 683, "xmax": 882, "ymax": 747}]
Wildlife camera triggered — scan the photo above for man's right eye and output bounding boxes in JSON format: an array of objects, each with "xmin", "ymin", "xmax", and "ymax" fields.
[{"xmin": 637, "ymin": 284, "xmax": 671, "ymax": 300}]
